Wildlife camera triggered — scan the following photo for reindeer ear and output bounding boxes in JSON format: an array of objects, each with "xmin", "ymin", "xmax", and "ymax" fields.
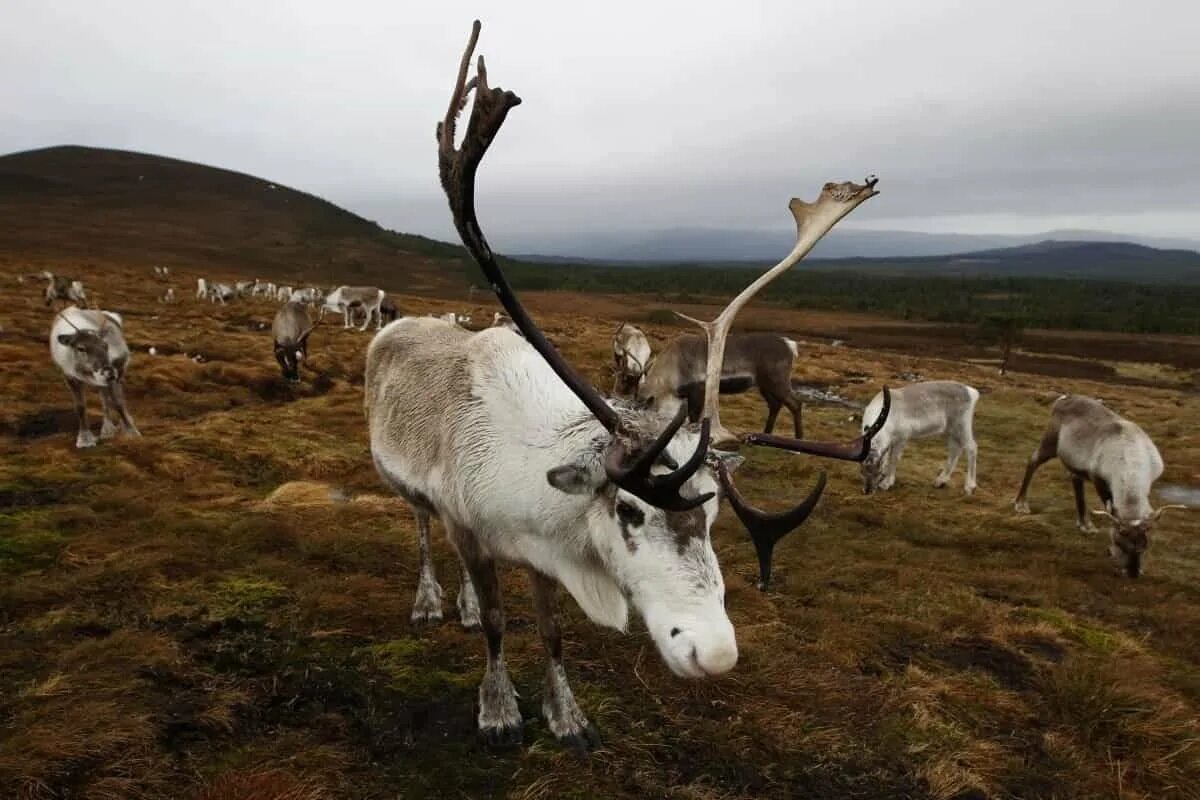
[
  {"xmin": 707, "ymin": 450, "xmax": 745, "ymax": 476},
  {"xmin": 547, "ymin": 460, "xmax": 606, "ymax": 495}
]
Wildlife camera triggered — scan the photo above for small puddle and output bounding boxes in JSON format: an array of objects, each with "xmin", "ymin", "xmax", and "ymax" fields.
[{"xmin": 1157, "ymin": 483, "xmax": 1200, "ymax": 508}]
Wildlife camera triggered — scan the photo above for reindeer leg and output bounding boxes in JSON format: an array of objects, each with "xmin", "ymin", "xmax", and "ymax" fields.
[
  {"xmin": 529, "ymin": 568, "xmax": 599, "ymax": 751},
  {"xmin": 66, "ymin": 377, "xmax": 96, "ymax": 448},
  {"xmin": 963, "ymin": 436, "xmax": 978, "ymax": 496},
  {"xmin": 784, "ymin": 391, "xmax": 804, "ymax": 439},
  {"xmin": 1073, "ymin": 476, "xmax": 1097, "ymax": 533},
  {"xmin": 98, "ymin": 386, "xmax": 119, "ymax": 439},
  {"xmin": 108, "ymin": 381, "xmax": 141, "ymax": 437},
  {"xmin": 457, "ymin": 561, "xmax": 481, "ymax": 629},
  {"xmin": 934, "ymin": 436, "xmax": 961, "ymax": 489},
  {"xmin": 1014, "ymin": 431, "xmax": 1058, "ymax": 514},
  {"xmin": 410, "ymin": 508, "xmax": 444, "ymax": 625},
  {"xmin": 763, "ymin": 399, "xmax": 781, "ymax": 435},
  {"xmin": 449, "ymin": 523, "xmax": 522, "ymax": 747}
]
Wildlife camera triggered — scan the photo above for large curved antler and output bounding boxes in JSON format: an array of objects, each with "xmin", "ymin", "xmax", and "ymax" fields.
[
  {"xmin": 746, "ymin": 386, "xmax": 892, "ymax": 461},
  {"xmin": 437, "ymin": 21, "xmax": 708, "ymax": 511}
]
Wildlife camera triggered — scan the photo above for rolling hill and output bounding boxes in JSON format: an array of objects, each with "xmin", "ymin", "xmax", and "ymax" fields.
[
  {"xmin": 0, "ymin": 145, "xmax": 467, "ymax": 291},
  {"xmin": 3, "ymin": 145, "xmax": 1198, "ymax": 288}
]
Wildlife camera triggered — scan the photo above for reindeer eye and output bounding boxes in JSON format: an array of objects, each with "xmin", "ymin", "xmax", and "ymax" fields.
[{"xmin": 616, "ymin": 500, "xmax": 644, "ymax": 527}]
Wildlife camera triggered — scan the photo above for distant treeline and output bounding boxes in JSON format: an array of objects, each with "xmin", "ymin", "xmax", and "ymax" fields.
[{"xmin": 492, "ymin": 260, "xmax": 1200, "ymax": 335}]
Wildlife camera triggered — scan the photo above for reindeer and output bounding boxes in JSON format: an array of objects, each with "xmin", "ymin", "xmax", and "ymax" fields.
[
  {"xmin": 208, "ymin": 282, "xmax": 235, "ymax": 304},
  {"xmin": 158, "ymin": 287, "xmax": 176, "ymax": 304},
  {"xmin": 40, "ymin": 271, "xmax": 86, "ymax": 306},
  {"xmin": 50, "ymin": 307, "xmax": 141, "ymax": 448},
  {"xmin": 365, "ymin": 21, "xmax": 883, "ymax": 749},
  {"xmin": 271, "ymin": 302, "xmax": 315, "ymax": 383},
  {"xmin": 380, "ymin": 296, "xmax": 399, "ymax": 324},
  {"xmin": 1014, "ymin": 395, "xmax": 1184, "ymax": 577},
  {"xmin": 491, "ymin": 311, "xmax": 521, "ymax": 335},
  {"xmin": 855, "ymin": 380, "xmax": 980, "ymax": 496},
  {"xmin": 611, "ymin": 322, "xmax": 651, "ymax": 396},
  {"xmin": 277, "ymin": 285, "xmax": 294, "ymax": 302},
  {"xmin": 639, "ymin": 332, "xmax": 806, "ymax": 438},
  {"xmin": 153, "ymin": 265, "xmax": 171, "ymax": 280},
  {"xmin": 323, "ymin": 286, "xmax": 386, "ymax": 331},
  {"xmin": 432, "ymin": 311, "xmax": 471, "ymax": 326}
]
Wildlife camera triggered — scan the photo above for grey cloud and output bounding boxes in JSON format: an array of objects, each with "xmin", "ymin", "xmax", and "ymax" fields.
[{"xmin": 3, "ymin": 0, "xmax": 1198, "ymax": 247}]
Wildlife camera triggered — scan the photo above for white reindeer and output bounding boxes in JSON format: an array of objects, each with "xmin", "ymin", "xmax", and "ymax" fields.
[
  {"xmin": 858, "ymin": 380, "xmax": 980, "ymax": 495},
  {"xmin": 611, "ymin": 322, "xmax": 652, "ymax": 396},
  {"xmin": 276, "ymin": 285, "xmax": 293, "ymax": 302},
  {"xmin": 1014, "ymin": 394, "xmax": 1184, "ymax": 577},
  {"xmin": 50, "ymin": 307, "xmax": 141, "ymax": 448},
  {"xmin": 323, "ymin": 286, "xmax": 385, "ymax": 331},
  {"xmin": 365, "ymin": 22, "xmax": 882, "ymax": 750}
]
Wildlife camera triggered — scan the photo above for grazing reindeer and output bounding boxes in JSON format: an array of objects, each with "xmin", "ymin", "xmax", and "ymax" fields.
[
  {"xmin": 196, "ymin": 278, "xmax": 208, "ymax": 300},
  {"xmin": 366, "ymin": 21, "xmax": 882, "ymax": 749},
  {"xmin": 380, "ymin": 296, "xmax": 399, "ymax": 324},
  {"xmin": 208, "ymin": 282, "xmax": 235, "ymax": 304},
  {"xmin": 639, "ymin": 332, "xmax": 805, "ymax": 438},
  {"xmin": 158, "ymin": 287, "xmax": 176, "ymax": 304},
  {"xmin": 611, "ymin": 322, "xmax": 651, "ymax": 396},
  {"xmin": 41, "ymin": 271, "xmax": 86, "ymax": 306},
  {"xmin": 1014, "ymin": 395, "xmax": 1184, "ymax": 577},
  {"xmin": 857, "ymin": 380, "xmax": 980, "ymax": 496},
  {"xmin": 491, "ymin": 311, "xmax": 521, "ymax": 335},
  {"xmin": 50, "ymin": 307, "xmax": 141, "ymax": 448},
  {"xmin": 323, "ymin": 286, "xmax": 386, "ymax": 331},
  {"xmin": 271, "ymin": 302, "xmax": 315, "ymax": 383}
]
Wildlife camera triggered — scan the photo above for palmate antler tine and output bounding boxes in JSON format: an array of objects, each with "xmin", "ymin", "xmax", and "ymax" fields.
[
  {"xmin": 718, "ymin": 462, "xmax": 827, "ymax": 591},
  {"xmin": 678, "ymin": 177, "xmax": 881, "ymax": 447},
  {"xmin": 744, "ymin": 386, "xmax": 892, "ymax": 462},
  {"xmin": 437, "ymin": 21, "xmax": 710, "ymax": 509}
]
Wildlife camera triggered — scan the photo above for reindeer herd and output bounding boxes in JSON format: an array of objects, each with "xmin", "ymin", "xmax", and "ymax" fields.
[{"xmin": 14, "ymin": 19, "xmax": 1188, "ymax": 752}]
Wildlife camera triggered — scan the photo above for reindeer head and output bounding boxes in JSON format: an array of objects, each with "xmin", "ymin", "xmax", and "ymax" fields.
[
  {"xmin": 57, "ymin": 314, "xmax": 121, "ymax": 385},
  {"xmin": 437, "ymin": 21, "xmax": 882, "ymax": 674},
  {"xmin": 1091, "ymin": 505, "xmax": 1185, "ymax": 578},
  {"xmin": 274, "ymin": 325, "xmax": 314, "ymax": 383}
]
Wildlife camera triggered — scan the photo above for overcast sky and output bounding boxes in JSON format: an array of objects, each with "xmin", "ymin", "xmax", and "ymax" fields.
[{"xmin": 3, "ymin": 0, "xmax": 1198, "ymax": 246}]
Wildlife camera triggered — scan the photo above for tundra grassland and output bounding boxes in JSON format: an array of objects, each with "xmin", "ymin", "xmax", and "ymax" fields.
[{"xmin": 2, "ymin": 261, "xmax": 1199, "ymax": 800}]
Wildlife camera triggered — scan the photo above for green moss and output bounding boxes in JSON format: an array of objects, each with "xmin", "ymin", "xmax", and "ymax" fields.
[
  {"xmin": 1021, "ymin": 608, "xmax": 1121, "ymax": 654},
  {"xmin": 361, "ymin": 638, "xmax": 473, "ymax": 694},
  {"xmin": 213, "ymin": 575, "xmax": 290, "ymax": 616},
  {"xmin": 0, "ymin": 511, "xmax": 66, "ymax": 572}
]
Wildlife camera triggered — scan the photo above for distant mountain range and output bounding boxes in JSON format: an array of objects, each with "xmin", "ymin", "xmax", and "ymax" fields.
[
  {"xmin": 506, "ymin": 227, "xmax": 1200, "ymax": 263},
  {"xmin": 4, "ymin": 144, "xmax": 1199, "ymax": 286}
]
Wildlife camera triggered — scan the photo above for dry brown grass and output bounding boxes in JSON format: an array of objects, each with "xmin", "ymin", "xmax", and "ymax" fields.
[{"xmin": 2, "ymin": 260, "xmax": 1199, "ymax": 799}]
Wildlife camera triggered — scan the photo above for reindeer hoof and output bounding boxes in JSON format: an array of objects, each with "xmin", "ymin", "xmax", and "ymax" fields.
[
  {"xmin": 558, "ymin": 722, "xmax": 602, "ymax": 753},
  {"xmin": 76, "ymin": 432, "xmax": 98, "ymax": 449},
  {"xmin": 410, "ymin": 608, "xmax": 443, "ymax": 626},
  {"xmin": 478, "ymin": 722, "xmax": 523, "ymax": 749},
  {"xmin": 1014, "ymin": 501, "xmax": 1031, "ymax": 515}
]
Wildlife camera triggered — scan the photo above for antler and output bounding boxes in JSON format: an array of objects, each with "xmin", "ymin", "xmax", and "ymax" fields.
[
  {"xmin": 718, "ymin": 462, "xmax": 826, "ymax": 590},
  {"xmin": 746, "ymin": 386, "xmax": 892, "ymax": 462},
  {"xmin": 437, "ymin": 21, "xmax": 708, "ymax": 511},
  {"xmin": 676, "ymin": 179, "xmax": 880, "ymax": 448}
]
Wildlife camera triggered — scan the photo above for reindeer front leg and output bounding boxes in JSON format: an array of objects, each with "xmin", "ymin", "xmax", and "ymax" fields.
[
  {"xmin": 449, "ymin": 523, "xmax": 521, "ymax": 746},
  {"xmin": 529, "ymin": 568, "xmax": 600, "ymax": 751},
  {"xmin": 98, "ymin": 387, "xmax": 120, "ymax": 439},
  {"xmin": 65, "ymin": 378, "xmax": 96, "ymax": 448},
  {"xmin": 107, "ymin": 381, "xmax": 141, "ymax": 437}
]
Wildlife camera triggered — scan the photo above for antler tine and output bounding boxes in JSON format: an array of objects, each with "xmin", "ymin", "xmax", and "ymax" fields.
[
  {"xmin": 604, "ymin": 408, "xmax": 714, "ymax": 511},
  {"xmin": 676, "ymin": 179, "xmax": 881, "ymax": 448},
  {"xmin": 745, "ymin": 386, "xmax": 892, "ymax": 462},
  {"xmin": 437, "ymin": 21, "xmax": 712, "ymax": 510},
  {"xmin": 718, "ymin": 462, "xmax": 827, "ymax": 591}
]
